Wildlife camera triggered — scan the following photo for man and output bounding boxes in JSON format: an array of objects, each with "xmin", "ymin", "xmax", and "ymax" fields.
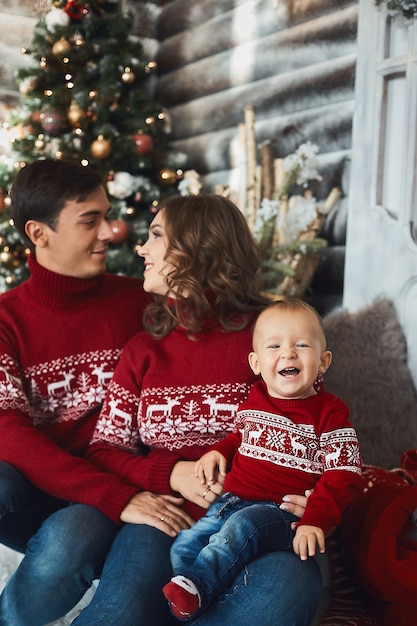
[{"xmin": 0, "ymin": 159, "xmax": 191, "ymax": 625}]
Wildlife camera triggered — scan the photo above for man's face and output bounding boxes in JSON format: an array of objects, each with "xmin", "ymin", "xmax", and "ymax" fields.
[{"xmin": 34, "ymin": 186, "xmax": 115, "ymax": 279}]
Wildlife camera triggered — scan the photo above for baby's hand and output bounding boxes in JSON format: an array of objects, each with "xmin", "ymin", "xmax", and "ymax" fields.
[
  {"xmin": 293, "ymin": 525, "xmax": 325, "ymax": 561},
  {"xmin": 195, "ymin": 450, "xmax": 227, "ymax": 485}
]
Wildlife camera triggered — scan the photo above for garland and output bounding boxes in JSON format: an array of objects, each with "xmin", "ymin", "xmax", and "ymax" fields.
[{"xmin": 375, "ymin": 0, "xmax": 417, "ymax": 18}]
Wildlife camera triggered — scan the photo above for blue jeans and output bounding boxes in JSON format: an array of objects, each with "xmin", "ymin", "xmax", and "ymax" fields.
[
  {"xmin": 72, "ymin": 520, "xmax": 323, "ymax": 626},
  {"xmin": 0, "ymin": 462, "xmax": 118, "ymax": 626},
  {"xmin": 170, "ymin": 493, "xmax": 299, "ymax": 616}
]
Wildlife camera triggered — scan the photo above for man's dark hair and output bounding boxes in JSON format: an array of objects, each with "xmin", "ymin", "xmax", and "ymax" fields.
[{"xmin": 11, "ymin": 159, "xmax": 104, "ymax": 249}]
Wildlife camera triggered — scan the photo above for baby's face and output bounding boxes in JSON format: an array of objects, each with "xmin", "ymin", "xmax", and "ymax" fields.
[{"xmin": 248, "ymin": 308, "xmax": 331, "ymax": 400}]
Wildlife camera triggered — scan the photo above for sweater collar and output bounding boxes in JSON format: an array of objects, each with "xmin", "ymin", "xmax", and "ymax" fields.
[{"xmin": 25, "ymin": 253, "xmax": 103, "ymax": 309}]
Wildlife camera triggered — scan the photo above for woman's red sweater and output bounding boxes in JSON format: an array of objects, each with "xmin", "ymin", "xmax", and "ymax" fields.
[{"xmin": 87, "ymin": 320, "xmax": 258, "ymax": 521}]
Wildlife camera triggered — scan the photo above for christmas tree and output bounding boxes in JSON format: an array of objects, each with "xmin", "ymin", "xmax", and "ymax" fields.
[{"xmin": 0, "ymin": 0, "xmax": 184, "ymax": 292}]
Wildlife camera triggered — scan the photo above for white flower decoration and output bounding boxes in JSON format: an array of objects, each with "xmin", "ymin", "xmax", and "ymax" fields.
[
  {"xmin": 44, "ymin": 8, "xmax": 71, "ymax": 31},
  {"xmin": 107, "ymin": 172, "xmax": 136, "ymax": 199}
]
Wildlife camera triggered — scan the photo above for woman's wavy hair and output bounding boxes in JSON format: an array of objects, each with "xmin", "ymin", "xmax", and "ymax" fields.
[{"xmin": 143, "ymin": 194, "xmax": 270, "ymax": 338}]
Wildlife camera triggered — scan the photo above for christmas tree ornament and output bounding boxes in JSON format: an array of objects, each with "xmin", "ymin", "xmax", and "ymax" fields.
[
  {"xmin": 132, "ymin": 132, "xmax": 153, "ymax": 155},
  {"xmin": 72, "ymin": 30, "xmax": 85, "ymax": 46},
  {"xmin": 52, "ymin": 37, "xmax": 72, "ymax": 58},
  {"xmin": 64, "ymin": 0, "xmax": 85, "ymax": 20},
  {"xmin": 107, "ymin": 172, "xmax": 136, "ymax": 199},
  {"xmin": 40, "ymin": 111, "xmax": 65, "ymax": 135},
  {"xmin": 88, "ymin": 89, "xmax": 99, "ymax": 100},
  {"xmin": 91, "ymin": 135, "xmax": 111, "ymax": 159},
  {"xmin": 34, "ymin": 135, "xmax": 46, "ymax": 150},
  {"xmin": 44, "ymin": 8, "xmax": 71, "ymax": 31},
  {"xmin": 109, "ymin": 219, "xmax": 130, "ymax": 243},
  {"xmin": 19, "ymin": 76, "xmax": 36, "ymax": 95},
  {"xmin": 145, "ymin": 61, "xmax": 157, "ymax": 73},
  {"xmin": 121, "ymin": 67, "xmax": 135, "ymax": 84},
  {"xmin": 158, "ymin": 168, "xmax": 177, "ymax": 185},
  {"xmin": 0, "ymin": 249, "xmax": 12, "ymax": 265},
  {"xmin": 67, "ymin": 101, "xmax": 85, "ymax": 128}
]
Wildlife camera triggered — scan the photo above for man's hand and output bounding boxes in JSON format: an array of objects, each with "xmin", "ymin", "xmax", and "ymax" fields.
[
  {"xmin": 120, "ymin": 491, "xmax": 195, "ymax": 537},
  {"xmin": 293, "ymin": 524, "xmax": 325, "ymax": 561}
]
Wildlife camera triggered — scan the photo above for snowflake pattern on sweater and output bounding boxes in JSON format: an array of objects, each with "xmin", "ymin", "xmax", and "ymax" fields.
[
  {"xmin": 236, "ymin": 408, "xmax": 361, "ymax": 475},
  {"xmin": 92, "ymin": 380, "xmax": 252, "ymax": 452},
  {"xmin": 0, "ymin": 351, "xmax": 120, "ymax": 426}
]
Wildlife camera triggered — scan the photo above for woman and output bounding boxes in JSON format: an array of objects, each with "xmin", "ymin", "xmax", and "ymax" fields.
[{"xmin": 73, "ymin": 194, "xmax": 323, "ymax": 626}]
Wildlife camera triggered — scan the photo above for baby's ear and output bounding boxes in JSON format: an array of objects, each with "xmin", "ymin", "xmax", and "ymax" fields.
[
  {"xmin": 319, "ymin": 350, "xmax": 332, "ymax": 374},
  {"xmin": 248, "ymin": 351, "xmax": 261, "ymax": 375}
]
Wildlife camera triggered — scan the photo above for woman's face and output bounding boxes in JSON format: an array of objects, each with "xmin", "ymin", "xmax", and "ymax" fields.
[{"xmin": 139, "ymin": 210, "xmax": 175, "ymax": 296}]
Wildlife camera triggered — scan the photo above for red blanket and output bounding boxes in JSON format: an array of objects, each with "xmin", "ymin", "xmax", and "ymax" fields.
[{"xmin": 340, "ymin": 454, "xmax": 417, "ymax": 625}]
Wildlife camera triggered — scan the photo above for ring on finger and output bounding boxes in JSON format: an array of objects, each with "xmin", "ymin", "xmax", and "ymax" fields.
[
  {"xmin": 206, "ymin": 483, "xmax": 212, "ymax": 490},
  {"xmin": 202, "ymin": 491, "xmax": 208, "ymax": 499},
  {"xmin": 160, "ymin": 515, "xmax": 165, "ymax": 521}
]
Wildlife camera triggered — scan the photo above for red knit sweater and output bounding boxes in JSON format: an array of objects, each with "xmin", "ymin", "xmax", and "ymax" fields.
[
  {"xmin": 87, "ymin": 319, "xmax": 258, "ymax": 521},
  {"xmin": 212, "ymin": 381, "xmax": 363, "ymax": 535},
  {"xmin": 0, "ymin": 254, "xmax": 149, "ymax": 523}
]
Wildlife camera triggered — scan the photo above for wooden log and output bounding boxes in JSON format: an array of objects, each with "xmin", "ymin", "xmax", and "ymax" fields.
[
  {"xmin": 163, "ymin": 54, "xmax": 356, "ymax": 139},
  {"xmin": 169, "ymin": 100, "xmax": 355, "ymax": 175},
  {"xmin": 244, "ymin": 105, "xmax": 257, "ymax": 227},
  {"xmin": 156, "ymin": 0, "xmax": 356, "ymax": 41},
  {"xmin": 260, "ymin": 141, "xmax": 274, "ymax": 201},
  {"xmin": 156, "ymin": 7, "xmax": 358, "ymax": 106}
]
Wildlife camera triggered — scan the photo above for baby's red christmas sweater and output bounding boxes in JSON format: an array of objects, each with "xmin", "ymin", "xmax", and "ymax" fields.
[
  {"xmin": 0, "ymin": 254, "xmax": 149, "ymax": 523},
  {"xmin": 87, "ymin": 319, "xmax": 258, "ymax": 521},
  {"xmin": 212, "ymin": 381, "xmax": 363, "ymax": 535}
]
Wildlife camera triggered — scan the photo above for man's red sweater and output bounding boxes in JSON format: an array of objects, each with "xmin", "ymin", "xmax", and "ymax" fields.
[{"xmin": 0, "ymin": 254, "xmax": 149, "ymax": 523}]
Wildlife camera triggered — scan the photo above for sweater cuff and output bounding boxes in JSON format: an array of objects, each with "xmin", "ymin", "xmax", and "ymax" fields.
[
  {"xmin": 98, "ymin": 482, "xmax": 139, "ymax": 524},
  {"xmin": 144, "ymin": 450, "xmax": 183, "ymax": 496}
]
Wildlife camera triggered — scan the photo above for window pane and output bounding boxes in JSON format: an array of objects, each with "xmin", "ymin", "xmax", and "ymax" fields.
[
  {"xmin": 385, "ymin": 16, "xmax": 408, "ymax": 58},
  {"xmin": 378, "ymin": 72, "xmax": 406, "ymax": 217}
]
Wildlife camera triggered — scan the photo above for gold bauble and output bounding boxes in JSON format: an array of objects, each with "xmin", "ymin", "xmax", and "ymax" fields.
[
  {"xmin": 67, "ymin": 101, "xmax": 85, "ymax": 128},
  {"xmin": 121, "ymin": 67, "xmax": 135, "ymax": 84},
  {"xmin": 52, "ymin": 37, "xmax": 71, "ymax": 58},
  {"xmin": 0, "ymin": 250, "xmax": 12, "ymax": 265},
  {"xmin": 34, "ymin": 136, "xmax": 46, "ymax": 150},
  {"xmin": 91, "ymin": 136, "xmax": 111, "ymax": 160}
]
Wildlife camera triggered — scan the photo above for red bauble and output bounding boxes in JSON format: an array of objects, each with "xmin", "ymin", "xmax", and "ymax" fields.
[
  {"xmin": 132, "ymin": 133, "xmax": 153, "ymax": 155},
  {"xmin": 64, "ymin": 0, "xmax": 85, "ymax": 20},
  {"xmin": 40, "ymin": 111, "xmax": 65, "ymax": 135},
  {"xmin": 109, "ymin": 219, "xmax": 130, "ymax": 243}
]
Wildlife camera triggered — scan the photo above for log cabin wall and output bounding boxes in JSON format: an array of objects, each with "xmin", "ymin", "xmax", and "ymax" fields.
[
  {"xmin": 0, "ymin": 0, "xmax": 359, "ymax": 312},
  {"xmin": 154, "ymin": 0, "xmax": 359, "ymax": 312}
]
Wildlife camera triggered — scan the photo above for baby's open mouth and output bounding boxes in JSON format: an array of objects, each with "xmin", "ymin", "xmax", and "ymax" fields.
[{"xmin": 279, "ymin": 367, "xmax": 300, "ymax": 377}]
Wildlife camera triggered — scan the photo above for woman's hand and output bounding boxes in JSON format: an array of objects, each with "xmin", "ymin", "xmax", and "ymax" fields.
[
  {"xmin": 120, "ymin": 491, "xmax": 195, "ymax": 537},
  {"xmin": 280, "ymin": 489, "xmax": 313, "ymax": 528},
  {"xmin": 170, "ymin": 460, "xmax": 225, "ymax": 509}
]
